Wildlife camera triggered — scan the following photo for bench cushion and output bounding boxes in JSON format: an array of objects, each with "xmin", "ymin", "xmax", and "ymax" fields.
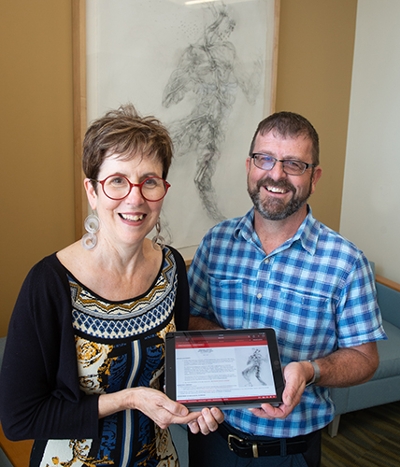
[{"xmin": 371, "ymin": 320, "xmax": 400, "ymax": 380}]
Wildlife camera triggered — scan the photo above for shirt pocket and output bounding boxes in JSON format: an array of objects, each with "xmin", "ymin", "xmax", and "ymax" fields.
[
  {"xmin": 273, "ymin": 287, "xmax": 335, "ymax": 358},
  {"xmin": 209, "ymin": 276, "xmax": 245, "ymax": 329},
  {"xmin": 279, "ymin": 287, "xmax": 330, "ymax": 310}
]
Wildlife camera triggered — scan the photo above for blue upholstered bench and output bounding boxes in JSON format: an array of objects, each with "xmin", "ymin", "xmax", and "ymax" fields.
[
  {"xmin": 0, "ymin": 337, "xmax": 13, "ymax": 466},
  {"xmin": 328, "ymin": 274, "xmax": 400, "ymax": 436},
  {"xmin": 0, "ymin": 337, "xmax": 5, "ymax": 368}
]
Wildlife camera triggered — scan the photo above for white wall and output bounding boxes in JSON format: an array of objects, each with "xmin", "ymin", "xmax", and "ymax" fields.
[{"xmin": 340, "ymin": 0, "xmax": 400, "ymax": 282}]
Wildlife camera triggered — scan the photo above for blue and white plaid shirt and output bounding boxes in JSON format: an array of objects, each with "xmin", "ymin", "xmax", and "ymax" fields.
[{"xmin": 188, "ymin": 207, "xmax": 386, "ymax": 437}]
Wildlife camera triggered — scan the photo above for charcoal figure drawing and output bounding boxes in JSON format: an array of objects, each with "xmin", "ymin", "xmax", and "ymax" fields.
[
  {"xmin": 242, "ymin": 348, "xmax": 268, "ymax": 387},
  {"xmin": 162, "ymin": 2, "xmax": 262, "ymax": 221}
]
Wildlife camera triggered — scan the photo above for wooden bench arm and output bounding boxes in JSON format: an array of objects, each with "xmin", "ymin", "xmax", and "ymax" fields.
[{"xmin": 376, "ymin": 274, "xmax": 400, "ymax": 293}]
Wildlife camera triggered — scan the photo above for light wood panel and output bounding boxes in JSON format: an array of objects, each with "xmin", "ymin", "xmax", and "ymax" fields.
[{"xmin": 0, "ymin": 425, "xmax": 32, "ymax": 467}]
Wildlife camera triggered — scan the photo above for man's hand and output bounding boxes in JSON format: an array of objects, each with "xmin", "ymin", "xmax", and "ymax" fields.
[
  {"xmin": 187, "ymin": 407, "xmax": 225, "ymax": 435},
  {"xmin": 249, "ymin": 361, "xmax": 311, "ymax": 419},
  {"xmin": 249, "ymin": 342, "xmax": 380, "ymax": 420}
]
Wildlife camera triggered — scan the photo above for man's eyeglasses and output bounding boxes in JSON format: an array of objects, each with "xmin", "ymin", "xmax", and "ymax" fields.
[
  {"xmin": 93, "ymin": 175, "xmax": 171, "ymax": 201},
  {"xmin": 251, "ymin": 153, "xmax": 316, "ymax": 176}
]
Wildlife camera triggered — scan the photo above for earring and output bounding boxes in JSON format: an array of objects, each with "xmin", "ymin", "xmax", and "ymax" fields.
[
  {"xmin": 82, "ymin": 214, "xmax": 100, "ymax": 250},
  {"xmin": 152, "ymin": 219, "xmax": 165, "ymax": 250}
]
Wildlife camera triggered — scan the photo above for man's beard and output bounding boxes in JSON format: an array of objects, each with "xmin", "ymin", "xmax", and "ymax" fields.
[{"xmin": 247, "ymin": 176, "xmax": 312, "ymax": 221}]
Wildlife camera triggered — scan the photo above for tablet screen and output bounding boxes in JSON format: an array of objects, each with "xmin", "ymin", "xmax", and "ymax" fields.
[{"xmin": 165, "ymin": 328, "xmax": 284, "ymax": 410}]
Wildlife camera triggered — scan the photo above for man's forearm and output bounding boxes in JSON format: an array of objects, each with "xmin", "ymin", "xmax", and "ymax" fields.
[{"xmin": 315, "ymin": 342, "xmax": 379, "ymax": 387}]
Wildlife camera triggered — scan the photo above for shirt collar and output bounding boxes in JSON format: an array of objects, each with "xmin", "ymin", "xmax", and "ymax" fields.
[
  {"xmin": 291, "ymin": 207, "xmax": 319, "ymax": 255},
  {"xmin": 235, "ymin": 206, "xmax": 320, "ymax": 256}
]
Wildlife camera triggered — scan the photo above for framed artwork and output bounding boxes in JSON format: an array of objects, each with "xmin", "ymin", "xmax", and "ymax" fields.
[{"xmin": 73, "ymin": 0, "xmax": 280, "ymax": 260}]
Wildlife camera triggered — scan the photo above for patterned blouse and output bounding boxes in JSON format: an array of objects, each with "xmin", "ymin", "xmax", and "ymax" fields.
[{"xmin": 31, "ymin": 247, "xmax": 188, "ymax": 467}]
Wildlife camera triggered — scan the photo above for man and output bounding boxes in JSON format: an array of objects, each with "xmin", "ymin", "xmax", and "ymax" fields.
[{"xmin": 187, "ymin": 111, "xmax": 386, "ymax": 467}]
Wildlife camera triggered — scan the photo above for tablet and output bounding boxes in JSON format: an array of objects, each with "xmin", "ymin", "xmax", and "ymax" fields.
[{"xmin": 165, "ymin": 328, "xmax": 284, "ymax": 410}]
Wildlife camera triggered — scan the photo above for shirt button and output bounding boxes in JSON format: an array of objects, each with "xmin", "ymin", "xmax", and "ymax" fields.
[{"xmin": 257, "ymin": 293, "xmax": 263, "ymax": 299}]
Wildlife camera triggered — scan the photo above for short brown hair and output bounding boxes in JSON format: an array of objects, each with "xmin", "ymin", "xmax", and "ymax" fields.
[
  {"xmin": 249, "ymin": 111, "xmax": 320, "ymax": 165},
  {"xmin": 82, "ymin": 103, "xmax": 173, "ymax": 181}
]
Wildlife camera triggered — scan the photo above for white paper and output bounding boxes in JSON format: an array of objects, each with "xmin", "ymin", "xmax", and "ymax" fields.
[{"xmin": 86, "ymin": 0, "xmax": 276, "ymax": 252}]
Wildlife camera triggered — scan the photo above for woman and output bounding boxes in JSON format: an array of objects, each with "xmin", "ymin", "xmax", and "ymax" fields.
[{"xmin": 0, "ymin": 104, "xmax": 222, "ymax": 466}]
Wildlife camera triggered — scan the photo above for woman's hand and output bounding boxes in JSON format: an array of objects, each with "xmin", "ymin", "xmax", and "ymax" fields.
[
  {"xmin": 99, "ymin": 387, "xmax": 201, "ymax": 429},
  {"xmin": 98, "ymin": 387, "xmax": 224, "ymax": 432}
]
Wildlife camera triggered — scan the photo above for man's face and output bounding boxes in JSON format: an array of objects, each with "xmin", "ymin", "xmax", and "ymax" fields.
[{"xmin": 246, "ymin": 131, "xmax": 322, "ymax": 221}]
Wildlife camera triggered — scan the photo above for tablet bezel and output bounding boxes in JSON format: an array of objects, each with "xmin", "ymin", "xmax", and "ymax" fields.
[{"xmin": 165, "ymin": 328, "xmax": 285, "ymax": 410}]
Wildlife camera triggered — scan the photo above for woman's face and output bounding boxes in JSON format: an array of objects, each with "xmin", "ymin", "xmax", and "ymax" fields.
[{"xmin": 85, "ymin": 153, "xmax": 166, "ymax": 249}]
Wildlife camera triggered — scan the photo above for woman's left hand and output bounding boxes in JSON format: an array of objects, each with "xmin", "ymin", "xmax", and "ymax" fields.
[{"xmin": 187, "ymin": 407, "xmax": 224, "ymax": 435}]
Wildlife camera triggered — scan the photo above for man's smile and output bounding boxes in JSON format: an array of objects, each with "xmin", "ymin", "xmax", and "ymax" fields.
[{"xmin": 265, "ymin": 185, "xmax": 289, "ymax": 194}]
